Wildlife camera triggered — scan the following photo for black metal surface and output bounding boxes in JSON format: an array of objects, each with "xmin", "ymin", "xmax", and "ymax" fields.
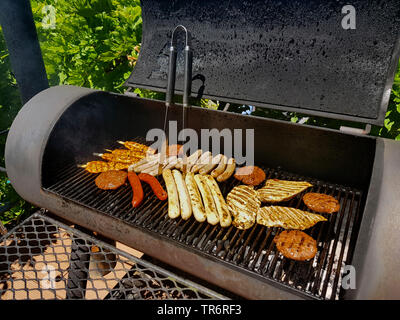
[
  {"xmin": 0, "ymin": 0, "xmax": 49, "ymax": 104},
  {"xmin": 127, "ymin": 0, "xmax": 400, "ymax": 125},
  {"xmin": 0, "ymin": 212, "xmax": 226, "ymax": 300},
  {"xmin": 40, "ymin": 92, "xmax": 376, "ymax": 191},
  {"xmin": 42, "ymin": 138, "xmax": 365, "ymax": 300}
]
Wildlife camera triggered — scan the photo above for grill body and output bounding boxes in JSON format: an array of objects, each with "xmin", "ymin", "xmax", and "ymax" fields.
[{"xmin": 5, "ymin": 85, "xmax": 400, "ymax": 299}]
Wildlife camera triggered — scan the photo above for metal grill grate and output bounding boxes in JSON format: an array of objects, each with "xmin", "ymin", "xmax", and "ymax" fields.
[
  {"xmin": 0, "ymin": 212, "xmax": 227, "ymax": 300},
  {"xmin": 43, "ymin": 137, "xmax": 365, "ymax": 300}
]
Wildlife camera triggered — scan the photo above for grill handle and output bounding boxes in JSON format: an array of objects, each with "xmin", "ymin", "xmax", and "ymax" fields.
[
  {"xmin": 165, "ymin": 46, "xmax": 177, "ymax": 107},
  {"xmin": 183, "ymin": 45, "xmax": 192, "ymax": 107},
  {"xmin": 165, "ymin": 25, "xmax": 192, "ymax": 107}
]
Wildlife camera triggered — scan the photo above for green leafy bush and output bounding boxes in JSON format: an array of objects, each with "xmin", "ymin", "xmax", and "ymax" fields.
[{"xmin": 0, "ymin": 0, "xmax": 400, "ymax": 227}]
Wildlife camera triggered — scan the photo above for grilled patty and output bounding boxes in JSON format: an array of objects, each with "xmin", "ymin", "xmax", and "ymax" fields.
[
  {"xmin": 95, "ymin": 170, "xmax": 128, "ymax": 190},
  {"xmin": 274, "ymin": 230, "xmax": 317, "ymax": 261},
  {"xmin": 234, "ymin": 166, "xmax": 266, "ymax": 186},
  {"xmin": 303, "ymin": 193, "xmax": 340, "ymax": 214}
]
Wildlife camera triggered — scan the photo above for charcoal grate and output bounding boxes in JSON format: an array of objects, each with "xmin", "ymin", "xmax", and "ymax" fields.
[
  {"xmin": 0, "ymin": 212, "xmax": 227, "ymax": 300},
  {"xmin": 42, "ymin": 137, "xmax": 365, "ymax": 300}
]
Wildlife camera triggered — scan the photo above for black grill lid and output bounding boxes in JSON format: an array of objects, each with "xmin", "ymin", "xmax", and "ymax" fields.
[{"xmin": 126, "ymin": 0, "xmax": 400, "ymax": 125}]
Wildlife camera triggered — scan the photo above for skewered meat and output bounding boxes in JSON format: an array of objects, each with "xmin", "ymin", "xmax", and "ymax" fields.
[
  {"xmin": 93, "ymin": 152, "xmax": 143, "ymax": 164},
  {"xmin": 234, "ymin": 165, "xmax": 266, "ymax": 186},
  {"xmin": 274, "ymin": 230, "xmax": 317, "ymax": 261},
  {"xmin": 226, "ymin": 185, "xmax": 261, "ymax": 230},
  {"xmin": 257, "ymin": 179, "xmax": 312, "ymax": 203},
  {"xmin": 172, "ymin": 170, "xmax": 192, "ymax": 220},
  {"xmin": 303, "ymin": 193, "xmax": 340, "ymax": 214},
  {"xmin": 162, "ymin": 169, "xmax": 180, "ymax": 219},
  {"xmin": 216, "ymin": 157, "xmax": 236, "ymax": 182},
  {"xmin": 194, "ymin": 174, "xmax": 219, "ymax": 225},
  {"xmin": 80, "ymin": 161, "xmax": 130, "ymax": 173},
  {"xmin": 204, "ymin": 175, "xmax": 232, "ymax": 227},
  {"xmin": 257, "ymin": 206, "xmax": 327, "ymax": 230},
  {"xmin": 117, "ymin": 140, "xmax": 156, "ymax": 154},
  {"xmin": 185, "ymin": 172, "xmax": 207, "ymax": 223},
  {"xmin": 95, "ymin": 170, "xmax": 128, "ymax": 190}
]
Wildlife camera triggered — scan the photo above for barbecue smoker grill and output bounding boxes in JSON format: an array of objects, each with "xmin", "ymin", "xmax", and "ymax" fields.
[{"xmin": 4, "ymin": 0, "xmax": 400, "ymax": 300}]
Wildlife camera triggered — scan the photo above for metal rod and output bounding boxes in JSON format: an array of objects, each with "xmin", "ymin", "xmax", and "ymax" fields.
[{"xmin": 0, "ymin": 0, "xmax": 49, "ymax": 104}]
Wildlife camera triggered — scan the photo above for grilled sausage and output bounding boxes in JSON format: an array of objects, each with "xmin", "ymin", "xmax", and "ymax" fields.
[
  {"xmin": 216, "ymin": 158, "xmax": 236, "ymax": 182},
  {"xmin": 185, "ymin": 172, "xmax": 207, "ymax": 222},
  {"xmin": 172, "ymin": 170, "xmax": 192, "ymax": 220},
  {"xmin": 204, "ymin": 175, "xmax": 232, "ymax": 227},
  {"xmin": 194, "ymin": 174, "xmax": 219, "ymax": 225},
  {"xmin": 191, "ymin": 151, "xmax": 212, "ymax": 173},
  {"xmin": 138, "ymin": 173, "xmax": 167, "ymax": 201},
  {"xmin": 127, "ymin": 171, "xmax": 144, "ymax": 208},
  {"xmin": 185, "ymin": 149, "xmax": 202, "ymax": 172},
  {"xmin": 199, "ymin": 154, "xmax": 223, "ymax": 175},
  {"xmin": 134, "ymin": 155, "xmax": 161, "ymax": 173},
  {"xmin": 211, "ymin": 155, "xmax": 227, "ymax": 178},
  {"xmin": 162, "ymin": 169, "xmax": 180, "ymax": 219}
]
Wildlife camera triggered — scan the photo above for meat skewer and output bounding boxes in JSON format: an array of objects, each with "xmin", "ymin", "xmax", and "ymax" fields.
[
  {"xmin": 117, "ymin": 141, "xmax": 156, "ymax": 154},
  {"xmin": 93, "ymin": 152, "xmax": 143, "ymax": 164},
  {"xmin": 79, "ymin": 161, "xmax": 130, "ymax": 173}
]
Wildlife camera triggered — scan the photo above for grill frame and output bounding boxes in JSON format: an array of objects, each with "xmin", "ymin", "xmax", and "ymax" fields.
[
  {"xmin": 42, "ymin": 137, "xmax": 366, "ymax": 300},
  {"xmin": 8, "ymin": 85, "xmax": 400, "ymax": 299}
]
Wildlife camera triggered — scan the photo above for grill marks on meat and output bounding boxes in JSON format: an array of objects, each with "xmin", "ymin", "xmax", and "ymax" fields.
[
  {"xmin": 257, "ymin": 179, "xmax": 312, "ymax": 203},
  {"xmin": 274, "ymin": 230, "xmax": 317, "ymax": 261},
  {"xmin": 257, "ymin": 206, "xmax": 327, "ymax": 230},
  {"xmin": 226, "ymin": 185, "xmax": 261, "ymax": 230},
  {"xmin": 95, "ymin": 170, "xmax": 128, "ymax": 190},
  {"xmin": 234, "ymin": 166, "xmax": 266, "ymax": 186},
  {"xmin": 303, "ymin": 193, "xmax": 340, "ymax": 214}
]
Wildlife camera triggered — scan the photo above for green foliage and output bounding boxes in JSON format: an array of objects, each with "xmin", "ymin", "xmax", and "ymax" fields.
[
  {"xmin": 32, "ymin": 0, "xmax": 143, "ymax": 92},
  {"xmin": 0, "ymin": 0, "xmax": 400, "ymax": 228}
]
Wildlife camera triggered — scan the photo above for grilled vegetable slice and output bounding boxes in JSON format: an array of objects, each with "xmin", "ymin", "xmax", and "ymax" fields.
[
  {"xmin": 226, "ymin": 185, "xmax": 260, "ymax": 230},
  {"xmin": 257, "ymin": 179, "xmax": 312, "ymax": 203},
  {"xmin": 172, "ymin": 170, "xmax": 192, "ymax": 220},
  {"xmin": 216, "ymin": 158, "xmax": 236, "ymax": 182},
  {"xmin": 204, "ymin": 175, "xmax": 232, "ymax": 227},
  {"xmin": 162, "ymin": 169, "xmax": 180, "ymax": 219},
  {"xmin": 257, "ymin": 206, "xmax": 327, "ymax": 230},
  {"xmin": 185, "ymin": 172, "xmax": 207, "ymax": 222},
  {"xmin": 194, "ymin": 174, "xmax": 219, "ymax": 225}
]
